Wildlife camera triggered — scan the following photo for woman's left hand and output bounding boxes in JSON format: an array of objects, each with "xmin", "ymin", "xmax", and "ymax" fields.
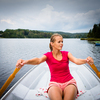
[{"xmin": 86, "ymin": 56, "xmax": 94, "ymax": 65}]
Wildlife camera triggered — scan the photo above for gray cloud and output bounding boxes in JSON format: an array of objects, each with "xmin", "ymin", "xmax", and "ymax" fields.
[{"xmin": 0, "ymin": 0, "xmax": 100, "ymax": 32}]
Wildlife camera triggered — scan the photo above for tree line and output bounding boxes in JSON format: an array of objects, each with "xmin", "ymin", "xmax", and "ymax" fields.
[
  {"xmin": 0, "ymin": 29, "xmax": 53, "ymax": 38},
  {"xmin": 87, "ymin": 23, "xmax": 100, "ymax": 38},
  {"xmin": 0, "ymin": 23, "xmax": 100, "ymax": 38},
  {"xmin": 0, "ymin": 29, "xmax": 87, "ymax": 38}
]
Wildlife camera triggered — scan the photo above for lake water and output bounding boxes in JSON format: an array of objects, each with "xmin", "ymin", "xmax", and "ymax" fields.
[{"xmin": 0, "ymin": 38, "xmax": 100, "ymax": 96}]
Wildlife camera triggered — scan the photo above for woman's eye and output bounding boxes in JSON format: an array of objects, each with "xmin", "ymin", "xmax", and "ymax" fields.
[
  {"xmin": 58, "ymin": 41, "xmax": 60, "ymax": 43},
  {"xmin": 58, "ymin": 41, "xmax": 63, "ymax": 43}
]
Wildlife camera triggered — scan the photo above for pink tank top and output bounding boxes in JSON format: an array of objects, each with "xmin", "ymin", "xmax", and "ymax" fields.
[{"xmin": 44, "ymin": 51, "xmax": 73, "ymax": 83}]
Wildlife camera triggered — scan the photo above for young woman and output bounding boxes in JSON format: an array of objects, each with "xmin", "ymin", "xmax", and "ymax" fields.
[{"xmin": 16, "ymin": 33, "xmax": 94, "ymax": 100}]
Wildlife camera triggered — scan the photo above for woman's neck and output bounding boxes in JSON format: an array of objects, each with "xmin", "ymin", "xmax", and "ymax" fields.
[
  {"xmin": 52, "ymin": 49, "xmax": 60, "ymax": 55},
  {"xmin": 52, "ymin": 50, "xmax": 62, "ymax": 61}
]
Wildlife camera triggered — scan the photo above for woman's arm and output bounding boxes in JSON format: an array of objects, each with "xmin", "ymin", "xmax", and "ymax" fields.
[
  {"xmin": 68, "ymin": 52, "xmax": 94, "ymax": 65},
  {"xmin": 16, "ymin": 55, "xmax": 47, "ymax": 68}
]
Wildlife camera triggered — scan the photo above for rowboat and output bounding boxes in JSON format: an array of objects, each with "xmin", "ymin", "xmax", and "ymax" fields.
[
  {"xmin": 95, "ymin": 43, "xmax": 100, "ymax": 46},
  {"xmin": 1, "ymin": 62, "xmax": 100, "ymax": 100}
]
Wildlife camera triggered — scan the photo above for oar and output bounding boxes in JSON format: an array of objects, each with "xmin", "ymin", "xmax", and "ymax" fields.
[
  {"xmin": 0, "ymin": 67, "xmax": 21, "ymax": 97},
  {"xmin": 90, "ymin": 64, "xmax": 100, "ymax": 78}
]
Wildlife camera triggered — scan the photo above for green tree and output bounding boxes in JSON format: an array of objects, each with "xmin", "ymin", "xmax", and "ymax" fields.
[{"xmin": 87, "ymin": 23, "xmax": 100, "ymax": 38}]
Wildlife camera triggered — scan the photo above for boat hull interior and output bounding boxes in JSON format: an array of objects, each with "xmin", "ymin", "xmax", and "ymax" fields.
[{"xmin": 1, "ymin": 62, "xmax": 100, "ymax": 100}]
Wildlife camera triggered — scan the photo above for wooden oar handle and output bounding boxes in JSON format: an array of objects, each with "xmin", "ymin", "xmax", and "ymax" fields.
[
  {"xmin": 90, "ymin": 64, "xmax": 100, "ymax": 78},
  {"xmin": 0, "ymin": 68, "xmax": 21, "ymax": 97},
  {"xmin": 12, "ymin": 67, "xmax": 21, "ymax": 76}
]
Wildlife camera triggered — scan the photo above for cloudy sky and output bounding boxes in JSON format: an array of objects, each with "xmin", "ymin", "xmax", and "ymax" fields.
[{"xmin": 0, "ymin": 0, "xmax": 100, "ymax": 33}]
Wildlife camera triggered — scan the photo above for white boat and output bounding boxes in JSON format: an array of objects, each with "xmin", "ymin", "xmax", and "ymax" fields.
[{"xmin": 1, "ymin": 62, "xmax": 100, "ymax": 100}]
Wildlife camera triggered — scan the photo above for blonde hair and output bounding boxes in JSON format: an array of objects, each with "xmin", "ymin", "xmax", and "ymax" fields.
[{"xmin": 49, "ymin": 33, "xmax": 63, "ymax": 51}]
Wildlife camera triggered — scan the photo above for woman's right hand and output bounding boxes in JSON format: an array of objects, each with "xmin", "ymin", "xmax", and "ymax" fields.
[
  {"xmin": 16, "ymin": 59, "xmax": 26, "ymax": 68},
  {"xmin": 86, "ymin": 56, "xmax": 94, "ymax": 65}
]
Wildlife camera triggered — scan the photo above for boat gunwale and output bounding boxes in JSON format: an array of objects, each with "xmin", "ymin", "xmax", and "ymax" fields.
[{"xmin": 83, "ymin": 64, "xmax": 100, "ymax": 82}]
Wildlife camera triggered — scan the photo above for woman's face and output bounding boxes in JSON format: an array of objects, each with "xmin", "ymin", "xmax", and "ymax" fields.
[{"xmin": 51, "ymin": 36, "xmax": 63, "ymax": 50}]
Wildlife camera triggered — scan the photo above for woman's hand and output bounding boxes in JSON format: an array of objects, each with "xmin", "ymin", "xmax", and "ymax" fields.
[
  {"xmin": 16, "ymin": 59, "xmax": 27, "ymax": 68},
  {"xmin": 86, "ymin": 56, "xmax": 94, "ymax": 65}
]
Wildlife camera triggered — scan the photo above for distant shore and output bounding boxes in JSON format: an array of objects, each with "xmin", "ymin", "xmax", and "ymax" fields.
[{"xmin": 81, "ymin": 38, "xmax": 100, "ymax": 41}]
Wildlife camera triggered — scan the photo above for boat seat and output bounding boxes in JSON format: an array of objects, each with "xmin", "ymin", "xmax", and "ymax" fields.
[{"xmin": 12, "ymin": 84, "xmax": 29, "ymax": 100}]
